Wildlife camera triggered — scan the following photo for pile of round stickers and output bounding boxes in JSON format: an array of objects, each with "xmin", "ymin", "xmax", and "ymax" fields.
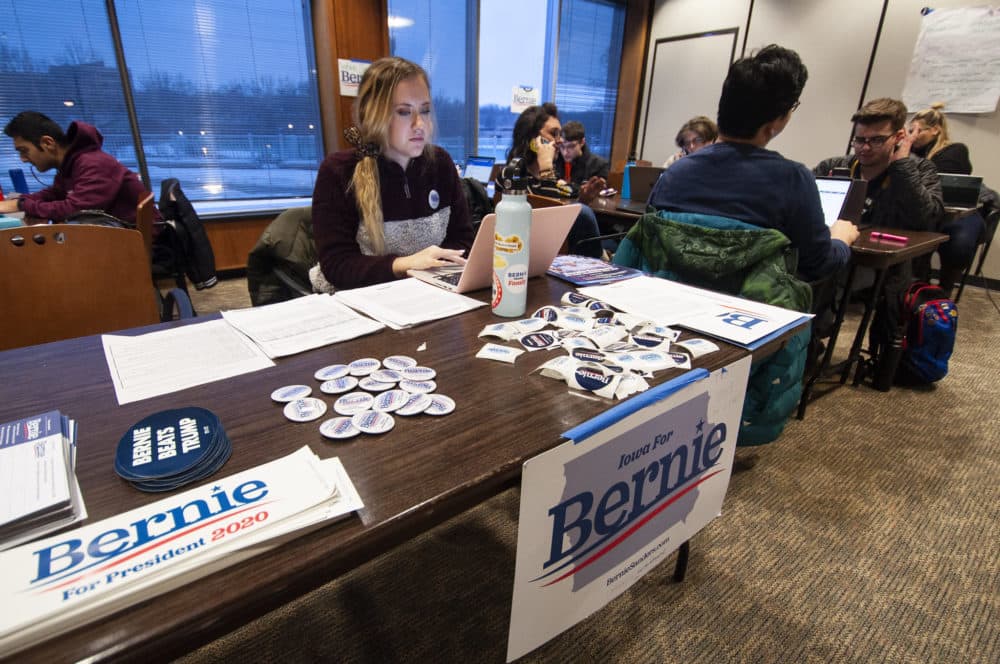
[
  {"xmin": 115, "ymin": 407, "xmax": 230, "ymax": 492},
  {"xmin": 271, "ymin": 354, "xmax": 455, "ymax": 441}
]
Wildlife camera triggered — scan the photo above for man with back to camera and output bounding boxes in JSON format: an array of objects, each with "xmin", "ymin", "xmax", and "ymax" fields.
[
  {"xmin": 647, "ymin": 44, "xmax": 859, "ymax": 283},
  {"xmin": 0, "ymin": 111, "xmax": 154, "ymax": 229},
  {"xmin": 554, "ymin": 120, "xmax": 610, "ymax": 186}
]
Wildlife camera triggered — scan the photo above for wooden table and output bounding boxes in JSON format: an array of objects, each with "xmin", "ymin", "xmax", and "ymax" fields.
[
  {"xmin": 800, "ymin": 227, "xmax": 948, "ymax": 411},
  {"xmin": 0, "ymin": 277, "xmax": 801, "ymax": 662}
]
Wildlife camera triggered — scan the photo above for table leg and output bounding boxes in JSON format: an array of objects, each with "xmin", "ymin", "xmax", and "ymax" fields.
[
  {"xmin": 841, "ymin": 267, "xmax": 889, "ymax": 385},
  {"xmin": 798, "ymin": 264, "xmax": 857, "ymax": 418},
  {"xmin": 673, "ymin": 540, "xmax": 690, "ymax": 582}
]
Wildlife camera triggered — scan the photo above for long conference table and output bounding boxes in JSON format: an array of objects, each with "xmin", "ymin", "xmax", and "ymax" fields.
[{"xmin": 0, "ymin": 276, "xmax": 805, "ymax": 662}]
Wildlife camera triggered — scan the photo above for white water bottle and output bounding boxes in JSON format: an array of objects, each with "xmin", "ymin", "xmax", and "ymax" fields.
[{"xmin": 492, "ymin": 158, "xmax": 531, "ymax": 317}]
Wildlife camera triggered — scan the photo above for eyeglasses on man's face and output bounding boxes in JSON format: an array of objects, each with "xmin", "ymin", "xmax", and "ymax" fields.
[{"xmin": 851, "ymin": 134, "xmax": 893, "ymax": 148}]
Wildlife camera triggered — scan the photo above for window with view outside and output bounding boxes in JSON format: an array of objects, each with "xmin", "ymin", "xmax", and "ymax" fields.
[
  {"xmin": 0, "ymin": 0, "xmax": 322, "ymax": 204},
  {"xmin": 388, "ymin": 0, "xmax": 624, "ymax": 172},
  {"xmin": 388, "ymin": 0, "xmax": 473, "ymax": 168}
]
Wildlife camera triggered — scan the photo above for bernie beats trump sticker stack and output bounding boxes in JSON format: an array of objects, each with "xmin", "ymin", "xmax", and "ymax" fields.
[{"xmin": 115, "ymin": 407, "xmax": 231, "ymax": 492}]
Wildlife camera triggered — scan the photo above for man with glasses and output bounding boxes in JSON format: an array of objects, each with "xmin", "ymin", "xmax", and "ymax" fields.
[
  {"xmin": 814, "ymin": 97, "xmax": 943, "ymax": 232},
  {"xmin": 553, "ymin": 120, "xmax": 608, "ymax": 187},
  {"xmin": 814, "ymin": 98, "xmax": 944, "ymax": 370}
]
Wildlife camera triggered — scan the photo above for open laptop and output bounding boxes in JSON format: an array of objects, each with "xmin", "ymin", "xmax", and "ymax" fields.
[
  {"xmin": 939, "ymin": 173, "xmax": 982, "ymax": 208},
  {"xmin": 616, "ymin": 165, "xmax": 665, "ymax": 214},
  {"xmin": 408, "ymin": 203, "xmax": 580, "ymax": 293},
  {"xmin": 463, "ymin": 156, "xmax": 496, "ymax": 184},
  {"xmin": 815, "ymin": 176, "xmax": 866, "ymax": 228}
]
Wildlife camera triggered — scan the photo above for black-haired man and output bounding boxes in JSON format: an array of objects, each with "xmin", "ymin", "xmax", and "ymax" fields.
[
  {"xmin": 648, "ymin": 44, "xmax": 858, "ymax": 282},
  {"xmin": 1, "ymin": 111, "xmax": 151, "ymax": 227},
  {"xmin": 554, "ymin": 120, "xmax": 609, "ymax": 186}
]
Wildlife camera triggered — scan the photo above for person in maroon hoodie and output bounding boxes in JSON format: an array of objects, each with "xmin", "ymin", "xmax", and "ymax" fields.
[{"xmin": 0, "ymin": 111, "xmax": 151, "ymax": 227}]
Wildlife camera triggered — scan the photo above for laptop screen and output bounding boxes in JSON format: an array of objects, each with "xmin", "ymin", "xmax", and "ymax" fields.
[
  {"xmin": 815, "ymin": 177, "xmax": 853, "ymax": 227},
  {"xmin": 463, "ymin": 156, "xmax": 496, "ymax": 183}
]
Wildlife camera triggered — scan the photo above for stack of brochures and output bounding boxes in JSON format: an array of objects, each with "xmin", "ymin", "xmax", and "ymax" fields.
[
  {"xmin": 0, "ymin": 411, "xmax": 87, "ymax": 551},
  {"xmin": 546, "ymin": 255, "xmax": 643, "ymax": 286},
  {"xmin": 0, "ymin": 446, "xmax": 363, "ymax": 657}
]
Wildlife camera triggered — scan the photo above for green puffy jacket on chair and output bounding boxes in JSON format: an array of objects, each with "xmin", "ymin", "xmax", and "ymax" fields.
[{"xmin": 613, "ymin": 211, "xmax": 812, "ymax": 446}]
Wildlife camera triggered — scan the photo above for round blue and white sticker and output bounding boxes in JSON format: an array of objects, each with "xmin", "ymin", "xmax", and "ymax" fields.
[
  {"xmin": 573, "ymin": 366, "xmax": 615, "ymax": 391},
  {"xmin": 571, "ymin": 347, "xmax": 606, "ymax": 363},
  {"xmin": 115, "ymin": 407, "xmax": 221, "ymax": 481},
  {"xmin": 402, "ymin": 365, "xmax": 436, "ymax": 380},
  {"xmin": 314, "ymin": 364, "xmax": 349, "ymax": 381},
  {"xmin": 533, "ymin": 306, "xmax": 560, "ymax": 321},
  {"xmin": 320, "ymin": 376, "xmax": 359, "ymax": 394},
  {"xmin": 349, "ymin": 358, "xmax": 381, "ymax": 376},
  {"xmin": 396, "ymin": 393, "xmax": 432, "ymax": 416},
  {"xmin": 352, "ymin": 410, "xmax": 395, "ymax": 434},
  {"xmin": 400, "ymin": 379, "xmax": 437, "ymax": 394},
  {"xmin": 334, "ymin": 391, "xmax": 375, "ymax": 415},
  {"xmin": 271, "ymin": 384, "xmax": 312, "ymax": 403},
  {"xmin": 561, "ymin": 292, "xmax": 592, "ymax": 306},
  {"xmin": 359, "ymin": 376, "xmax": 395, "ymax": 392},
  {"xmin": 383, "ymin": 355, "xmax": 417, "ymax": 370},
  {"xmin": 519, "ymin": 332, "xmax": 558, "ymax": 350},
  {"xmin": 371, "ymin": 369, "xmax": 403, "ymax": 384},
  {"xmin": 428, "ymin": 189, "xmax": 440, "ymax": 210},
  {"xmin": 319, "ymin": 417, "xmax": 361, "ymax": 440},
  {"xmin": 373, "ymin": 389, "xmax": 411, "ymax": 413},
  {"xmin": 283, "ymin": 397, "xmax": 327, "ymax": 422},
  {"xmin": 425, "ymin": 394, "xmax": 456, "ymax": 416}
]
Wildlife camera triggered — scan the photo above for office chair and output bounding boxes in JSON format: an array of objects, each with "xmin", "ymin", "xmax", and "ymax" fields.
[
  {"xmin": 0, "ymin": 224, "xmax": 162, "ymax": 351},
  {"xmin": 247, "ymin": 206, "xmax": 316, "ymax": 306}
]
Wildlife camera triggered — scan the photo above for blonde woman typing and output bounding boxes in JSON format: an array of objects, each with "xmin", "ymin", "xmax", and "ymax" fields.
[{"xmin": 310, "ymin": 57, "xmax": 474, "ymax": 291}]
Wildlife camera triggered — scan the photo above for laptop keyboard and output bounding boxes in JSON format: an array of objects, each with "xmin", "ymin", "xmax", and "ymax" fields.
[{"xmin": 437, "ymin": 271, "xmax": 463, "ymax": 286}]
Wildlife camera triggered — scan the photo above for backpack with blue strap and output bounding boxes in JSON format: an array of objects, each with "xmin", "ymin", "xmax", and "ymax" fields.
[{"xmin": 898, "ymin": 282, "xmax": 958, "ymax": 383}]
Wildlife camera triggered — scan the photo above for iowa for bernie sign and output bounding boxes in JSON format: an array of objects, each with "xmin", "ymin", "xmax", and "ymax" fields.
[{"xmin": 507, "ymin": 356, "xmax": 751, "ymax": 661}]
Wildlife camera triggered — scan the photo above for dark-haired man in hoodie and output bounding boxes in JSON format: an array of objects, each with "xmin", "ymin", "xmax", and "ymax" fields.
[{"xmin": 0, "ymin": 111, "xmax": 153, "ymax": 230}]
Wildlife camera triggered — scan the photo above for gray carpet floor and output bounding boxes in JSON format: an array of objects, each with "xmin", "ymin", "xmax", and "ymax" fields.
[{"xmin": 182, "ymin": 280, "xmax": 1000, "ymax": 664}]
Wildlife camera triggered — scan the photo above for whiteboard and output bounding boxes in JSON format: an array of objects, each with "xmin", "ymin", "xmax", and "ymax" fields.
[{"xmin": 639, "ymin": 29, "xmax": 738, "ymax": 166}]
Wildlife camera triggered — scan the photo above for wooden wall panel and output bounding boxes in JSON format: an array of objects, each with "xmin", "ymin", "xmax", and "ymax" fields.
[{"xmin": 204, "ymin": 217, "xmax": 274, "ymax": 272}]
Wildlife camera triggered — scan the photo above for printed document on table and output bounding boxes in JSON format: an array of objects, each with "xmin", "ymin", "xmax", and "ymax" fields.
[
  {"xmin": 221, "ymin": 294, "xmax": 385, "ymax": 358},
  {"xmin": 103, "ymin": 319, "xmax": 275, "ymax": 405},
  {"xmin": 334, "ymin": 277, "xmax": 486, "ymax": 329},
  {"xmin": 580, "ymin": 275, "xmax": 811, "ymax": 348}
]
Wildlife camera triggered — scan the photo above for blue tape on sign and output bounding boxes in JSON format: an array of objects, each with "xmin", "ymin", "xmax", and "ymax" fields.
[{"xmin": 562, "ymin": 368, "xmax": 710, "ymax": 444}]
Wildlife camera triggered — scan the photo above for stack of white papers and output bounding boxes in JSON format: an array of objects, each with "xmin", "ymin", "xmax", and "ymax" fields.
[
  {"xmin": 102, "ymin": 319, "xmax": 276, "ymax": 404},
  {"xmin": 0, "ymin": 446, "xmax": 363, "ymax": 657},
  {"xmin": 580, "ymin": 275, "xmax": 811, "ymax": 349},
  {"xmin": 0, "ymin": 411, "xmax": 87, "ymax": 551},
  {"xmin": 334, "ymin": 277, "xmax": 486, "ymax": 329},
  {"xmin": 222, "ymin": 294, "xmax": 385, "ymax": 358}
]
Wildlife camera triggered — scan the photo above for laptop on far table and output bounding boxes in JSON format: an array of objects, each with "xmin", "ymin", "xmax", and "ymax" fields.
[
  {"xmin": 939, "ymin": 173, "xmax": 982, "ymax": 209},
  {"xmin": 408, "ymin": 204, "xmax": 580, "ymax": 293},
  {"xmin": 463, "ymin": 156, "xmax": 496, "ymax": 184},
  {"xmin": 616, "ymin": 165, "xmax": 665, "ymax": 214},
  {"xmin": 815, "ymin": 176, "xmax": 867, "ymax": 228}
]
